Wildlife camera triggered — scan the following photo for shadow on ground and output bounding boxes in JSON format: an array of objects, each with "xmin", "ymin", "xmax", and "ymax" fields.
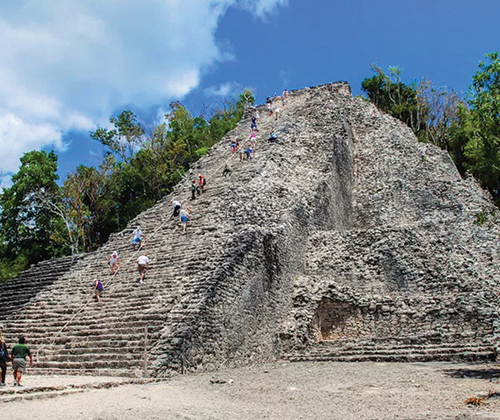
[{"xmin": 443, "ymin": 364, "xmax": 500, "ymax": 381}]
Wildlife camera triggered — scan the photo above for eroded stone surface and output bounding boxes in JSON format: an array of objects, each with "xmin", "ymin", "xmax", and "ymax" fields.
[{"xmin": 0, "ymin": 82, "xmax": 499, "ymax": 376}]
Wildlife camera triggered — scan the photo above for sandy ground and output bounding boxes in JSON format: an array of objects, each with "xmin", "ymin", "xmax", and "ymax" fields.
[{"xmin": 1, "ymin": 361, "xmax": 500, "ymax": 420}]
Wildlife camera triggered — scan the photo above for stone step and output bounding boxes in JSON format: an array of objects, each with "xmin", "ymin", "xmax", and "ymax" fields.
[
  {"xmin": 8, "ymin": 296, "xmax": 176, "ymax": 313},
  {"xmin": 25, "ymin": 367, "xmax": 141, "ymax": 377},
  {"xmin": 3, "ymin": 330, "xmax": 162, "ymax": 346},
  {"xmin": 4, "ymin": 319, "xmax": 165, "ymax": 333},
  {"xmin": 284, "ymin": 342, "xmax": 498, "ymax": 363},
  {"xmin": 292, "ymin": 343, "xmax": 492, "ymax": 356},
  {"xmin": 38, "ymin": 346, "xmax": 143, "ymax": 356},
  {"xmin": 31, "ymin": 338, "xmax": 145, "ymax": 349},
  {"xmin": 5, "ymin": 313, "xmax": 168, "ymax": 328},
  {"xmin": 36, "ymin": 352, "xmax": 142, "ymax": 362},
  {"xmin": 285, "ymin": 350, "xmax": 496, "ymax": 363},
  {"xmin": 313, "ymin": 333, "xmax": 493, "ymax": 346}
]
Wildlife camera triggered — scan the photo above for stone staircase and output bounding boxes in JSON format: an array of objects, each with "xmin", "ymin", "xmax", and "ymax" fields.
[
  {"xmin": 1, "ymin": 82, "xmax": 499, "ymax": 377},
  {"xmin": 0, "ymin": 86, "xmax": 324, "ymax": 377},
  {"xmin": 284, "ymin": 335, "xmax": 497, "ymax": 363}
]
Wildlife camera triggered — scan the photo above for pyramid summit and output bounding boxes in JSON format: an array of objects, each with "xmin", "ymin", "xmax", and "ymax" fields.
[{"xmin": 0, "ymin": 82, "xmax": 498, "ymax": 377}]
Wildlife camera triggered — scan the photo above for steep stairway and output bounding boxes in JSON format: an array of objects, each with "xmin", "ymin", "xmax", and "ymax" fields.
[
  {"xmin": 0, "ymin": 88, "xmax": 319, "ymax": 377},
  {"xmin": 1, "ymin": 82, "xmax": 499, "ymax": 377}
]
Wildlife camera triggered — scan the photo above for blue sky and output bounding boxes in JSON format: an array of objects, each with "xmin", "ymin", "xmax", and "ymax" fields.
[{"xmin": 0, "ymin": 0, "xmax": 499, "ymax": 186}]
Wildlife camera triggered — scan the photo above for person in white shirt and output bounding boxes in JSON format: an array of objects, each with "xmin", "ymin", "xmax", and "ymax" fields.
[
  {"xmin": 171, "ymin": 199, "xmax": 181, "ymax": 217},
  {"xmin": 132, "ymin": 227, "xmax": 145, "ymax": 250},
  {"xmin": 136, "ymin": 253, "xmax": 150, "ymax": 283},
  {"xmin": 108, "ymin": 251, "xmax": 120, "ymax": 275}
]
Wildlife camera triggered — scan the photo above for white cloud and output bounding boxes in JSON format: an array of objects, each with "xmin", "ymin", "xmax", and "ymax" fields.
[
  {"xmin": 204, "ymin": 82, "xmax": 242, "ymax": 97},
  {"xmin": 0, "ymin": 114, "xmax": 64, "ymax": 173},
  {"xmin": 0, "ymin": 0, "xmax": 288, "ymax": 182},
  {"xmin": 239, "ymin": 0, "xmax": 289, "ymax": 19}
]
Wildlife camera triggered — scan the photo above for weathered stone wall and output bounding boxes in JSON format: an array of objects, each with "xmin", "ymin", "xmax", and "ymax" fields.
[
  {"xmin": 282, "ymin": 91, "xmax": 500, "ymax": 356},
  {"xmin": 1, "ymin": 81, "xmax": 498, "ymax": 375},
  {"xmin": 150, "ymin": 83, "xmax": 357, "ymax": 373}
]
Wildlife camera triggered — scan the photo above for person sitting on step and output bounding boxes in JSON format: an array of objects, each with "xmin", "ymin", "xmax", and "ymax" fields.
[
  {"xmin": 268, "ymin": 131, "xmax": 278, "ymax": 143},
  {"xmin": 231, "ymin": 138, "xmax": 239, "ymax": 154}
]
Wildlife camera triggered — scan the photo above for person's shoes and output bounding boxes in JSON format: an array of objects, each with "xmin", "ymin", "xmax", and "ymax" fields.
[
  {"xmin": 13, "ymin": 382, "xmax": 17, "ymax": 386},
  {"xmin": 17, "ymin": 384, "xmax": 23, "ymax": 387},
  {"xmin": 139, "ymin": 280, "xmax": 144, "ymax": 284},
  {"xmin": 0, "ymin": 382, "xmax": 6, "ymax": 386}
]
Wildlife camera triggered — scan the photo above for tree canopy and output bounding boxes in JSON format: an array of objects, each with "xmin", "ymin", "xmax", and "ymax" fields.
[{"xmin": 0, "ymin": 90, "xmax": 254, "ymax": 282}]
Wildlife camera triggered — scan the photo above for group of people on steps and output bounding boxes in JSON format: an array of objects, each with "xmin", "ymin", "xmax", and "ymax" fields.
[
  {"xmin": 0, "ymin": 329, "xmax": 33, "ymax": 387},
  {"xmin": 228, "ymin": 89, "xmax": 288, "ymax": 169},
  {"xmin": 93, "ymin": 195, "xmax": 193, "ymax": 301},
  {"xmin": 0, "ymin": 92, "xmax": 292, "ymax": 388},
  {"xmin": 93, "ymin": 90, "xmax": 290, "ymax": 302}
]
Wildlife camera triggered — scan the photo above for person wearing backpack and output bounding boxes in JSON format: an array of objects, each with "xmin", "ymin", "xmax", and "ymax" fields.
[
  {"xmin": 198, "ymin": 174, "xmax": 206, "ymax": 193},
  {"xmin": 0, "ymin": 328, "xmax": 9, "ymax": 386},
  {"xmin": 94, "ymin": 279, "xmax": 104, "ymax": 303}
]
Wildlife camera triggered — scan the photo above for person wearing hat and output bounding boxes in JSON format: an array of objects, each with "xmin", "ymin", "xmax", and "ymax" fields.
[{"xmin": 108, "ymin": 251, "xmax": 120, "ymax": 275}]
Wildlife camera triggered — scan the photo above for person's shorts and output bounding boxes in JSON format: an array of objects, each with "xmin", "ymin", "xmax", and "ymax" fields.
[
  {"xmin": 138, "ymin": 264, "xmax": 147, "ymax": 274},
  {"xmin": 181, "ymin": 215, "xmax": 188, "ymax": 223},
  {"xmin": 12, "ymin": 358, "xmax": 26, "ymax": 373},
  {"xmin": 132, "ymin": 237, "xmax": 141, "ymax": 245}
]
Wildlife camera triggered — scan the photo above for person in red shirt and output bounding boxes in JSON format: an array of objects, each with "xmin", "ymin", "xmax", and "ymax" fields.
[{"xmin": 198, "ymin": 174, "xmax": 206, "ymax": 193}]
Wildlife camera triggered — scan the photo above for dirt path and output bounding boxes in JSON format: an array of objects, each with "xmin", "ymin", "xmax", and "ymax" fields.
[{"xmin": 2, "ymin": 362, "xmax": 499, "ymax": 420}]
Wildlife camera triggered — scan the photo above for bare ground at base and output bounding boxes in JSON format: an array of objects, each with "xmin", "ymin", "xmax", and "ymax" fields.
[{"xmin": 2, "ymin": 361, "xmax": 500, "ymax": 420}]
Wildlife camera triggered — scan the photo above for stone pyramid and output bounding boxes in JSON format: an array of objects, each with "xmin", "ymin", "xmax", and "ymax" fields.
[{"xmin": 0, "ymin": 82, "xmax": 498, "ymax": 378}]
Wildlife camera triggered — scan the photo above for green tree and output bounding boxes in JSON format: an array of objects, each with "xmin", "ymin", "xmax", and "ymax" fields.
[
  {"xmin": 361, "ymin": 65, "xmax": 429, "ymax": 140},
  {"xmin": 0, "ymin": 150, "xmax": 66, "ymax": 271},
  {"xmin": 91, "ymin": 110, "xmax": 144, "ymax": 163},
  {"xmin": 449, "ymin": 52, "xmax": 500, "ymax": 204}
]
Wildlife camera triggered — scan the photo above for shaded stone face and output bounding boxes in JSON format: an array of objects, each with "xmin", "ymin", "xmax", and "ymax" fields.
[
  {"xmin": 0, "ymin": 82, "xmax": 499, "ymax": 376},
  {"xmin": 314, "ymin": 298, "xmax": 362, "ymax": 340}
]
